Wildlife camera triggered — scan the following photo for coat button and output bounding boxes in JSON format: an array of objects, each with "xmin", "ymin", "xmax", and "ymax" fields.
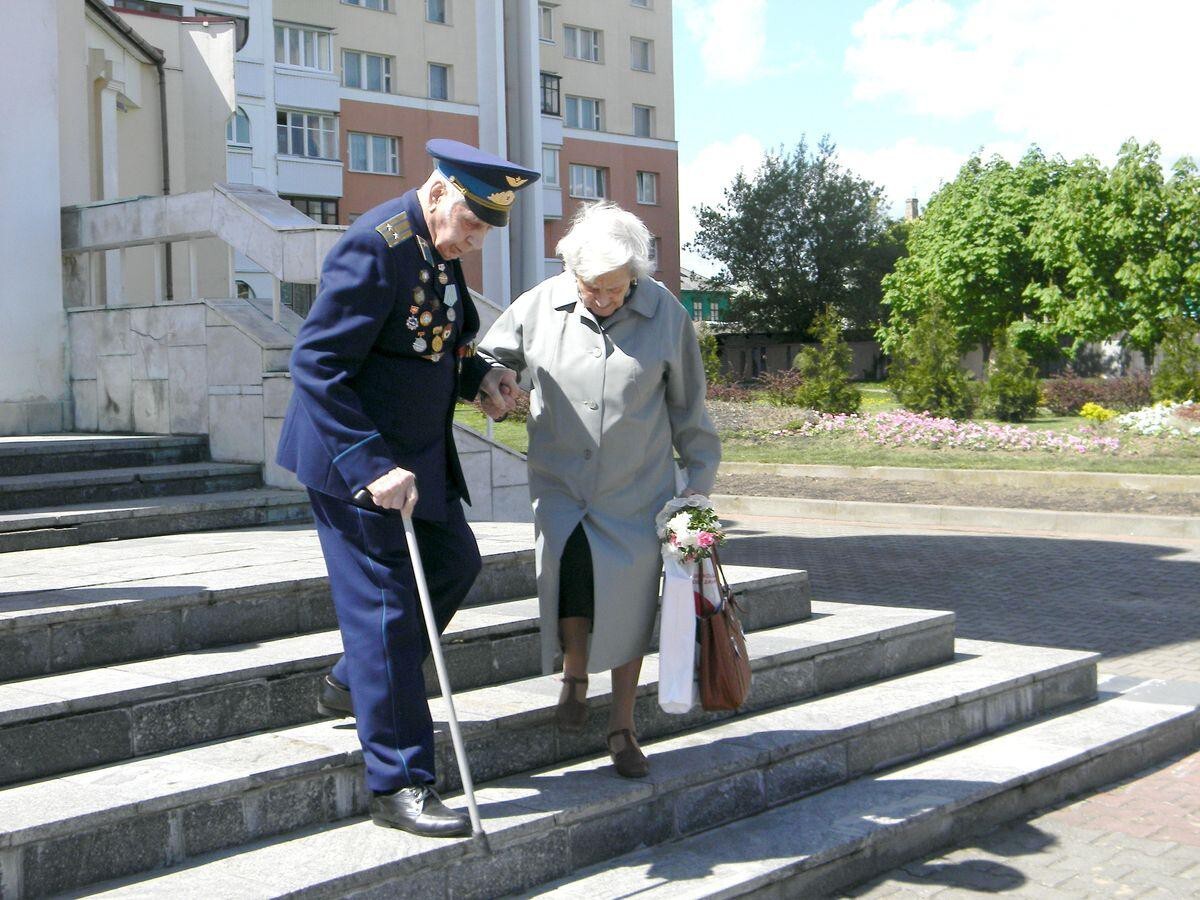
[
  {"xmin": 592, "ymin": 348, "xmax": 602, "ymax": 357},
  {"xmin": 586, "ymin": 400, "xmax": 598, "ymax": 410}
]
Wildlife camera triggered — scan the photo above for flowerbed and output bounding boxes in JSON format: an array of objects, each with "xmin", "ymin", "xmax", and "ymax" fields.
[
  {"xmin": 773, "ymin": 410, "xmax": 1122, "ymax": 454},
  {"xmin": 1116, "ymin": 401, "xmax": 1200, "ymax": 438}
]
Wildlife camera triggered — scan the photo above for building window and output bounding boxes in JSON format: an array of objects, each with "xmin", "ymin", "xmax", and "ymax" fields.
[
  {"xmin": 538, "ymin": 4, "xmax": 554, "ymax": 41},
  {"xmin": 276, "ymin": 110, "xmax": 337, "ymax": 159},
  {"xmin": 284, "ymin": 196, "xmax": 339, "ymax": 224},
  {"xmin": 226, "ymin": 107, "xmax": 250, "ymax": 146},
  {"xmin": 428, "ymin": 63, "xmax": 450, "ymax": 100},
  {"xmin": 343, "ymin": 50, "xmax": 392, "ymax": 92},
  {"xmin": 540, "ymin": 72, "xmax": 561, "ymax": 116},
  {"xmin": 648, "ymin": 236, "xmax": 660, "ymax": 271},
  {"xmin": 633, "ymin": 104, "xmax": 653, "ymax": 137},
  {"xmin": 563, "ymin": 25, "xmax": 601, "ymax": 62},
  {"xmin": 426, "ymin": 0, "xmax": 447, "ymax": 24},
  {"xmin": 636, "ymin": 171, "xmax": 658, "ymax": 205},
  {"xmin": 114, "ymin": 1, "xmax": 184, "ymax": 14},
  {"xmin": 274, "ymin": 23, "xmax": 332, "ymax": 71},
  {"xmin": 542, "ymin": 147, "xmax": 560, "ymax": 187},
  {"xmin": 569, "ymin": 164, "xmax": 606, "ymax": 199},
  {"xmin": 630, "ymin": 37, "xmax": 653, "ymax": 72},
  {"xmin": 565, "ymin": 95, "xmax": 602, "ymax": 131},
  {"xmin": 349, "ymin": 133, "xmax": 401, "ymax": 175},
  {"xmin": 281, "ymin": 282, "xmax": 317, "ymax": 318},
  {"xmin": 343, "ymin": 0, "xmax": 389, "ymax": 9},
  {"xmin": 235, "ymin": 280, "xmax": 256, "ymax": 300}
]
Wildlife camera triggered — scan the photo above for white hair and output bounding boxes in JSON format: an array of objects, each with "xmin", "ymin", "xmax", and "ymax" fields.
[
  {"xmin": 423, "ymin": 170, "xmax": 469, "ymax": 209},
  {"xmin": 556, "ymin": 201, "xmax": 653, "ymax": 282}
]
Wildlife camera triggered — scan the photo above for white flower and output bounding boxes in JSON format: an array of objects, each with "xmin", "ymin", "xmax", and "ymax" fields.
[
  {"xmin": 676, "ymin": 529, "xmax": 701, "ymax": 549},
  {"xmin": 667, "ymin": 511, "xmax": 693, "ymax": 537}
]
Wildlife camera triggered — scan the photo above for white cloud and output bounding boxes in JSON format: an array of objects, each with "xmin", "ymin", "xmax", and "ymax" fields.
[
  {"xmin": 677, "ymin": 0, "xmax": 767, "ymax": 85},
  {"xmin": 678, "ymin": 134, "xmax": 765, "ymax": 276},
  {"xmin": 846, "ymin": 0, "xmax": 1200, "ymax": 164},
  {"xmin": 838, "ymin": 137, "xmax": 1027, "ymax": 217}
]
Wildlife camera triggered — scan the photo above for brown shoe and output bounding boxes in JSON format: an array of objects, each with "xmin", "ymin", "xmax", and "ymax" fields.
[
  {"xmin": 607, "ymin": 728, "xmax": 649, "ymax": 778},
  {"xmin": 555, "ymin": 674, "xmax": 589, "ymax": 734}
]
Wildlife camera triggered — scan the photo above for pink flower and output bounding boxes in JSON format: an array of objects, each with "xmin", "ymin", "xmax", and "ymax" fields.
[{"xmin": 697, "ymin": 531, "xmax": 716, "ymax": 548}]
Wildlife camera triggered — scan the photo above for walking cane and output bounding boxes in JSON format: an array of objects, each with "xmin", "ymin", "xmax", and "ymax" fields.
[
  {"xmin": 352, "ymin": 490, "xmax": 488, "ymax": 847},
  {"xmin": 401, "ymin": 512, "xmax": 488, "ymax": 847}
]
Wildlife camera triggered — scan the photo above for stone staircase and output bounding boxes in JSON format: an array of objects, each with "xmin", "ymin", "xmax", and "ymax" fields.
[
  {"xmin": 0, "ymin": 441, "xmax": 1196, "ymax": 898},
  {"xmin": 0, "ymin": 435, "xmax": 311, "ymax": 551}
]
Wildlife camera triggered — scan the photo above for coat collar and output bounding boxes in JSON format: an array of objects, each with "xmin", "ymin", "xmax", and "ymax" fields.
[
  {"xmin": 401, "ymin": 189, "xmax": 435, "ymax": 249},
  {"xmin": 551, "ymin": 272, "xmax": 661, "ymax": 319}
]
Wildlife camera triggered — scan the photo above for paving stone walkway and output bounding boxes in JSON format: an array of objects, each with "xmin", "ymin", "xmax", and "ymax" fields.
[{"xmin": 722, "ymin": 512, "xmax": 1200, "ymax": 898}]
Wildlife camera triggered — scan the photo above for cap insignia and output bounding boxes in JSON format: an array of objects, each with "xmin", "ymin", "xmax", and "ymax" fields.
[{"xmin": 505, "ymin": 175, "xmax": 529, "ymax": 188}]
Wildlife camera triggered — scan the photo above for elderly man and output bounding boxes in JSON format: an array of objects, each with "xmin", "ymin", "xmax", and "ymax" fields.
[{"xmin": 276, "ymin": 139, "xmax": 538, "ymax": 837}]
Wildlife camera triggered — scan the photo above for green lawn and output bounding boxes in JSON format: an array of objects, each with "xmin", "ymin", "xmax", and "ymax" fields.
[{"xmin": 455, "ymin": 403, "xmax": 529, "ymax": 454}]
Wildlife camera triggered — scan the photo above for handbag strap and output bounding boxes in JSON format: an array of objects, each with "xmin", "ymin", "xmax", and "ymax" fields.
[{"xmin": 709, "ymin": 546, "xmax": 737, "ymax": 609}]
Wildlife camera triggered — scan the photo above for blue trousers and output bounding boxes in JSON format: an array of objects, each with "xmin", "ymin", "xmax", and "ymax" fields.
[{"xmin": 308, "ymin": 489, "xmax": 481, "ymax": 792}]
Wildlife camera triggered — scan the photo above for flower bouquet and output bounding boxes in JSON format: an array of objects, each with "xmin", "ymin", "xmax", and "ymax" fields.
[{"xmin": 656, "ymin": 495, "xmax": 726, "ymax": 565}]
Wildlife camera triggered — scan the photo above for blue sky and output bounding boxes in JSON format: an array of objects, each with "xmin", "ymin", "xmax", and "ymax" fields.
[{"xmin": 672, "ymin": 0, "xmax": 1200, "ymax": 272}]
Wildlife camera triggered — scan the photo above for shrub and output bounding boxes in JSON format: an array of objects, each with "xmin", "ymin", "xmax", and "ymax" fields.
[
  {"xmin": 979, "ymin": 334, "xmax": 1040, "ymax": 422},
  {"xmin": 1042, "ymin": 374, "xmax": 1153, "ymax": 415},
  {"xmin": 1079, "ymin": 402, "xmax": 1116, "ymax": 422},
  {"xmin": 696, "ymin": 322, "xmax": 723, "ymax": 387},
  {"xmin": 791, "ymin": 306, "xmax": 862, "ymax": 414},
  {"xmin": 1152, "ymin": 316, "xmax": 1200, "ymax": 403},
  {"xmin": 756, "ymin": 368, "xmax": 807, "ymax": 406},
  {"xmin": 888, "ymin": 299, "xmax": 976, "ymax": 419},
  {"xmin": 706, "ymin": 382, "xmax": 754, "ymax": 403}
]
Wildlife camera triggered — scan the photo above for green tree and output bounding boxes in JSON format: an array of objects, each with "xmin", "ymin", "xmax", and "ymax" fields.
[
  {"xmin": 979, "ymin": 329, "xmax": 1041, "ymax": 422},
  {"xmin": 689, "ymin": 136, "xmax": 903, "ymax": 336},
  {"xmin": 880, "ymin": 148, "xmax": 1058, "ymax": 359},
  {"xmin": 1152, "ymin": 316, "xmax": 1200, "ymax": 402},
  {"xmin": 792, "ymin": 306, "xmax": 862, "ymax": 414},
  {"xmin": 888, "ymin": 299, "xmax": 976, "ymax": 419},
  {"xmin": 695, "ymin": 322, "xmax": 722, "ymax": 386}
]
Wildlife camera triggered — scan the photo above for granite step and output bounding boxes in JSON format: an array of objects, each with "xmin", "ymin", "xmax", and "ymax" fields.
[
  {"xmin": 0, "ymin": 489, "xmax": 314, "ymax": 552},
  {"xmin": 49, "ymin": 639, "xmax": 1104, "ymax": 900},
  {"xmin": 0, "ymin": 434, "xmax": 209, "ymax": 478},
  {"xmin": 0, "ymin": 524, "xmax": 534, "ymax": 680},
  {"xmin": 0, "ymin": 565, "xmax": 811, "ymax": 785},
  {"xmin": 520, "ymin": 674, "xmax": 1200, "ymax": 900},
  {"xmin": 0, "ymin": 462, "xmax": 264, "ymax": 512}
]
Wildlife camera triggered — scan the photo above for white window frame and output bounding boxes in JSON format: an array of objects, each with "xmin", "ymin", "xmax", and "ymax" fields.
[
  {"xmin": 636, "ymin": 171, "xmax": 658, "ymax": 205},
  {"xmin": 342, "ymin": 50, "xmax": 393, "ymax": 93},
  {"xmin": 563, "ymin": 25, "xmax": 601, "ymax": 62},
  {"xmin": 274, "ymin": 23, "xmax": 332, "ymax": 72},
  {"xmin": 565, "ymin": 95, "xmax": 602, "ymax": 131},
  {"xmin": 633, "ymin": 104, "xmax": 653, "ymax": 138},
  {"xmin": 348, "ymin": 132, "xmax": 401, "ymax": 175},
  {"xmin": 342, "ymin": 0, "xmax": 389, "ymax": 10},
  {"xmin": 428, "ymin": 63, "xmax": 451, "ymax": 100},
  {"xmin": 226, "ymin": 107, "xmax": 250, "ymax": 146},
  {"xmin": 426, "ymin": 0, "xmax": 447, "ymax": 24},
  {"xmin": 538, "ymin": 3, "xmax": 554, "ymax": 42},
  {"xmin": 568, "ymin": 164, "xmax": 606, "ymax": 200},
  {"xmin": 542, "ymin": 146, "xmax": 560, "ymax": 187},
  {"xmin": 276, "ymin": 109, "xmax": 338, "ymax": 160},
  {"xmin": 630, "ymin": 37, "xmax": 653, "ymax": 72}
]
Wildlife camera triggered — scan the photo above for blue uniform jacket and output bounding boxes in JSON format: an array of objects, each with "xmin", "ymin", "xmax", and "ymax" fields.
[{"xmin": 276, "ymin": 190, "xmax": 492, "ymax": 521}]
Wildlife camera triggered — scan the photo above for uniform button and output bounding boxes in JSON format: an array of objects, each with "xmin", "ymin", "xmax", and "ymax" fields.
[
  {"xmin": 592, "ymin": 348, "xmax": 602, "ymax": 357},
  {"xmin": 586, "ymin": 400, "xmax": 598, "ymax": 410},
  {"xmin": 584, "ymin": 449, "xmax": 592, "ymax": 459}
]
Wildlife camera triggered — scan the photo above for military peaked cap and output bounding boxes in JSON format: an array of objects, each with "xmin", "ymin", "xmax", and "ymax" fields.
[{"xmin": 427, "ymin": 138, "xmax": 541, "ymax": 227}]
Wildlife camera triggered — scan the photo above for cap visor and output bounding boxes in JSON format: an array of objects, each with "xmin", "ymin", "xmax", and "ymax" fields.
[{"xmin": 465, "ymin": 196, "xmax": 509, "ymax": 228}]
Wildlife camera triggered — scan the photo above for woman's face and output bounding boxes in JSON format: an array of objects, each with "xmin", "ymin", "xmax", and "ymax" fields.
[{"xmin": 576, "ymin": 267, "xmax": 633, "ymax": 317}]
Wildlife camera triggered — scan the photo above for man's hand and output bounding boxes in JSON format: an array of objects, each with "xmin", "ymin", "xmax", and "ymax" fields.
[
  {"xmin": 366, "ymin": 466, "xmax": 419, "ymax": 516},
  {"xmin": 478, "ymin": 367, "xmax": 524, "ymax": 421}
]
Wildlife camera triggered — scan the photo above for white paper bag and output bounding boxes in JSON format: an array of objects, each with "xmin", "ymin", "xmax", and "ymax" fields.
[{"xmin": 658, "ymin": 554, "xmax": 697, "ymax": 713}]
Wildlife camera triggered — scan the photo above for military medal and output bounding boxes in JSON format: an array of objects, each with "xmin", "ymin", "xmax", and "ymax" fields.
[
  {"xmin": 443, "ymin": 284, "xmax": 458, "ymax": 307},
  {"xmin": 432, "ymin": 326, "xmax": 443, "ymax": 336},
  {"xmin": 406, "ymin": 316, "xmax": 419, "ymax": 330},
  {"xmin": 409, "ymin": 304, "xmax": 419, "ymax": 314},
  {"xmin": 413, "ymin": 337, "xmax": 427, "ymax": 352},
  {"xmin": 419, "ymin": 269, "xmax": 431, "ymax": 284},
  {"xmin": 432, "ymin": 335, "xmax": 444, "ymax": 352},
  {"xmin": 419, "ymin": 311, "xmax": 433, "ymax": 326},
  {"xmin": 446, "ymin": 307, "xmax": 457, "ymax": 322},
  {"xmin": 437, "ymin": 268, "xmax": 449, "ymax": 285},
  {"xmin": 413, "ymin": 287, "xmax": 425, "ymax": 303},
  {"xmin": 428, "ymin": 352, "xmax": 443, "ymax": 362}
]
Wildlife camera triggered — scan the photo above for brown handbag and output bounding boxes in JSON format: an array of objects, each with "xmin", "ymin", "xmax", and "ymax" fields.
[{"xmin": 698, "ymin": 548, "xmax": 752, "ymax": 711}]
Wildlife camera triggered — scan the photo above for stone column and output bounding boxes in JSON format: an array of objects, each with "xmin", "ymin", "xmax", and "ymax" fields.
[
  {"xmin": 503, "ymin": 0, "xmax": 545, "ymax": 300},
  {"xmin": 0, "ymin": 1, "xmax": 68, "ymax": 433},
  {"xmin": 476, "ymin": 0, "xmax": 512, "ymax": 306},
  {"xmin": 98, "ymin": 81, "xmax": 124, "ymax": 305}
]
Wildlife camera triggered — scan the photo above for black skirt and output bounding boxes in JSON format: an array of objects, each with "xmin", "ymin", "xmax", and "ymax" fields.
[{"xmin": 557, "ymin": 522, "xmax": 595, "ymax": 620}]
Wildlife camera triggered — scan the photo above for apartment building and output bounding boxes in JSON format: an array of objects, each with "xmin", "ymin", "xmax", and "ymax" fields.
[{"xmin": 107, "ymin": 0, "xmax": 680, "ymax": 305}]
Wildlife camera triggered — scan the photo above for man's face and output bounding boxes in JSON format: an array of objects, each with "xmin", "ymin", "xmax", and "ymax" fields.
[{"xmin": 427, "ymin": 185, "xmax": 491, "ymax": 259}]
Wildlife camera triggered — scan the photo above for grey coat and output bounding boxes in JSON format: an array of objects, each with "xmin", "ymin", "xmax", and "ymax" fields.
[{"xmin": 478, "ymin": 272, "xmax": 721, "ymax": 673}]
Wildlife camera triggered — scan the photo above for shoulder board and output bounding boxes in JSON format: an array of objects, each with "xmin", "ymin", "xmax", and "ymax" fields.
[{"xmin": 375, "ymin": 212, "xmax": 412, "ymax": 248}]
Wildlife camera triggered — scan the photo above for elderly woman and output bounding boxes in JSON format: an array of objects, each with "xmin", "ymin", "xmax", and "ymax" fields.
[{"xmin": 478, "ymin": 202, "xmax": 720, "ymax": 777}]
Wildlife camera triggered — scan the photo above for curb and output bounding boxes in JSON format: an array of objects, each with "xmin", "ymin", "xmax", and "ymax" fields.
[
  {"xmin": 711, "ymin": 492, "xmax": 1200, "ymax": 540},
  {"xmin": 718, "ymin": 462, "xmax": 1200, "ymax": 494}
]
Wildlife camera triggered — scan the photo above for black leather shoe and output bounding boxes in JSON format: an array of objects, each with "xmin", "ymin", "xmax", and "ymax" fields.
[
  {"xmin": 370, "ymin": 785, "xmax": 471, "ymax": 837},
  {"xmin": 317, "ymin": 673, "xmax": 353, "ymax": 718}
]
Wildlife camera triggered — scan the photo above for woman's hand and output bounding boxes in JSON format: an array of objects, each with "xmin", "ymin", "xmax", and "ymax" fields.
[{"xmin": 681, "ymin": 487, "xmax": 702, "ymax": 498}]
